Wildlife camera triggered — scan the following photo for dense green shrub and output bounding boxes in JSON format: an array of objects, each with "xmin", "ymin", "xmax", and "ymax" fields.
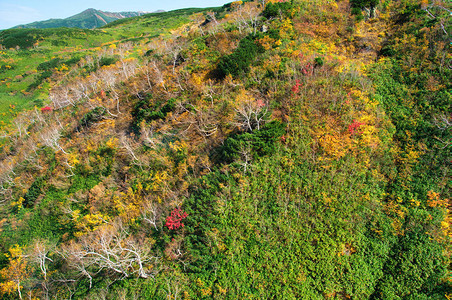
[
  {"xmin": 79, "ymin": 107, "xmax": 107, "ymax": 128},
  {"xmin": 51, "ymin": 40, "xmax": 68, "ymax": 47},
  {"xmin": 219, "ymin": 120, "xmax": 286, "ymax": 164},
  {"xmin": 144, "ymin": 49, "xmax": 155, "ymax": 57},
  {"xmin": 372, "ymin": 210, "xmax": 448, "ymax": 299},
  {"xmin": 0, "ymin": 28, "xmax": 94, "ymax": 49},
  {"xmin": 0, "ymin": 29, "xmax": 41, "ymax": 48},
  {"xmin": 64, "ymin": 56, "xmax": 82, "ymax": 66},
  {"xmin": 263, "ymin": 1, "xmax": 293, "ymax": 19},
  {"xmin": 37, "ymin": 58, "xmax": 61, "ymax": 71},
  {"xmin": 27, "ymin": 70, "xmax": 53, "ymax": 91},
  {"xmin": 23, "ymin": 177, "xmax": 45, "ymax": 207},
  {"xmin": 350, "ymin": 0, "xmax": 378, "ymax": 18},
  {"xmin": 99, "ymin": 56, "xmax": 118, "ymax": 67},
  {"xmin": 131, "ymin": 97, "xmax": 177, "ymax": 133},
  {"xmin": 184, "ymin": 141, "xmax": 398, "ymax": 298},
  {"xmin": 36, "ymin": 56, "xmax": 81, "ymax": 73},
  {"xmin": 350, "ymin": 0, "xmax": 379, "ymax": 9},
  {"xmin": 314, "ymin": 57, "xmax": 324, "ymax": 67},
  {"xmin": 215, "ymin": 34, "xmax": 265, "ymax": 79}
]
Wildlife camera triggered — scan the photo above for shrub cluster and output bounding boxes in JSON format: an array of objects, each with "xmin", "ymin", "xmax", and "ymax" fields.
[
  {"xmin": 215, "ymin": 34, "xmax": 265, "ymax": 79},
  {"xmin": 262, "ymin": 1, "xmax": 293, "ymax": 19}
]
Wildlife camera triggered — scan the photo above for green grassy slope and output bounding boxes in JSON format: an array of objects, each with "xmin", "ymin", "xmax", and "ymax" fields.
[{"xmin": 0, "ymin": 6, "xmax": 227, "ymax": 129}]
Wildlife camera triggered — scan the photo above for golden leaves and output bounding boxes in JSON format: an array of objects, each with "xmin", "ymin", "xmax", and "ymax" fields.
[
  {"xmin": 314, "ymin": 117, "xmax": 353, "ymax": 160},
  {"xmin": 257, "ymin": 35, "xmax": 277, "ymax": 51},
  {"xmin": 0, "ymin": 245, "xmax": 32, "ymax": 297},
  {"xmin": 427, "ymin": 190, "xmax": 448, "ymax": 208}
]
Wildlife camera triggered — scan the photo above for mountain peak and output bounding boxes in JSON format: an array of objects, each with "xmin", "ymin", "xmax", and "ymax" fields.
[
  {"xmin": 79, "ymin": 8, "xmax": 100, "ymax": 14},
  {"xmin": 13, "ymin": 8, "xmax": 148, "ymax": 29}
]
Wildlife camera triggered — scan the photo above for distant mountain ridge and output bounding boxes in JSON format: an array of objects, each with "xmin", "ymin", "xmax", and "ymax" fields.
[{"xmin": 13, "ymin": 8, "xmax": 162, "ymax": 29}]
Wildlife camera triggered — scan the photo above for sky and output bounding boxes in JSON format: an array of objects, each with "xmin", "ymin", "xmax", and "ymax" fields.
[{"xmin": 0, "ymin": 0, "xmax": 230, "ymax": 29}]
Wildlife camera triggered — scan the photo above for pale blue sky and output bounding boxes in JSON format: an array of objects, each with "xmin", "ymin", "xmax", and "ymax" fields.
[{"xmin": 0, "ymin": 0, "xmax": 230, "ymax": 29}]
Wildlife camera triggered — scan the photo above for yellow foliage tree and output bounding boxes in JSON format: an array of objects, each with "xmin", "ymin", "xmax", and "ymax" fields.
[{"xmin": 0, "ymin": 245, "xmax": 32, "ymax": 299}]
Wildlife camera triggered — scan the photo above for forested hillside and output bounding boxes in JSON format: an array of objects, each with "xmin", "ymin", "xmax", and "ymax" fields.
[{"xmin": 0, "ymin": 0, "xmax": 450, "ymax": 299}]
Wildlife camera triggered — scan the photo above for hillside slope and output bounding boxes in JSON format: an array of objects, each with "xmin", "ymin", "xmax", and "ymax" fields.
[
  {"xmin": 0, "ymin": 0, "xmax": 450, "ymax": 299},
  {"xmin": 0, "ymin": 7, "xmax": 221, "ymax": 128},
  {"xmin": 13, "ymin": 9, "xmax": 150, "ymax": 29}
]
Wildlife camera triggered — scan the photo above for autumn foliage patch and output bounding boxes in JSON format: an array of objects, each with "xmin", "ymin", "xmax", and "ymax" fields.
[
  {"xmin": 291, "ymin": 79, "xmax": 302, "ymax": 93},
  {"xmin": 165, "ymin": 208, "xmax": 188, "ymax": 230},
  {"xmin": 40, "ymin": 106, "xmax": 52, "ymax": 113},
  {"xmin": 348, "ymin": 119, "xmax": 364, "ymax": 135}
]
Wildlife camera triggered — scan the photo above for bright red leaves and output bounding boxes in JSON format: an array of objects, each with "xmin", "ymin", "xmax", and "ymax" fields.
[
  {"xmin": 348, "ymin": 119, "xmax": 364, "ymax": 135},
  {"xmin": 165, "ymin": 208, "xmax": 188, "ymax": 230},
  {"xmin": 40, "ymin": 106, "xmax": 53, "ymax": 113},
  {"xmin": 291, "ymin": 79, "xmax": 302, "ymax": 93}
]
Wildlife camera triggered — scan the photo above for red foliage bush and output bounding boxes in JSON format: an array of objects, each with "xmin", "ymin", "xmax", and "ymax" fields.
[
  {"xmin": 41, "ymin": 106, "xmax": 53, "ymax": 113},
  {"xmin": 291, "ymin": 79, "xmax": 302, "ymax": 93},
  {"xmin": 348, "ymin": 119, "xmax": 364, "ymax": 135},
  {"xmin": 301, "ymin": 63, "xmax": 313, "ymax": 76},
  {"xmin": 165, "ymin": 208, "xmax": 188, "ymax": 230}
]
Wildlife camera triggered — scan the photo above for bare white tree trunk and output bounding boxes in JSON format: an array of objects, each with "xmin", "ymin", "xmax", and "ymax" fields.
[{"xmin": 60, "ymin": 221, "xmax": 158, "ymax": 287}]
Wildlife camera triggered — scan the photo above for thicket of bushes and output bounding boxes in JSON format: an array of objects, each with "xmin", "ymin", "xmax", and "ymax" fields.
[{"xmin": 214, "ymin": 34, "xmax": 265, "ymax": 78}]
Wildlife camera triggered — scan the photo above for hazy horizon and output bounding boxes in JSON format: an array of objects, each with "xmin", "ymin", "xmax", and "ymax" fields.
[{"xmin": 0, "ymin": 0, "xmax": 230, "ymax": 29}]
